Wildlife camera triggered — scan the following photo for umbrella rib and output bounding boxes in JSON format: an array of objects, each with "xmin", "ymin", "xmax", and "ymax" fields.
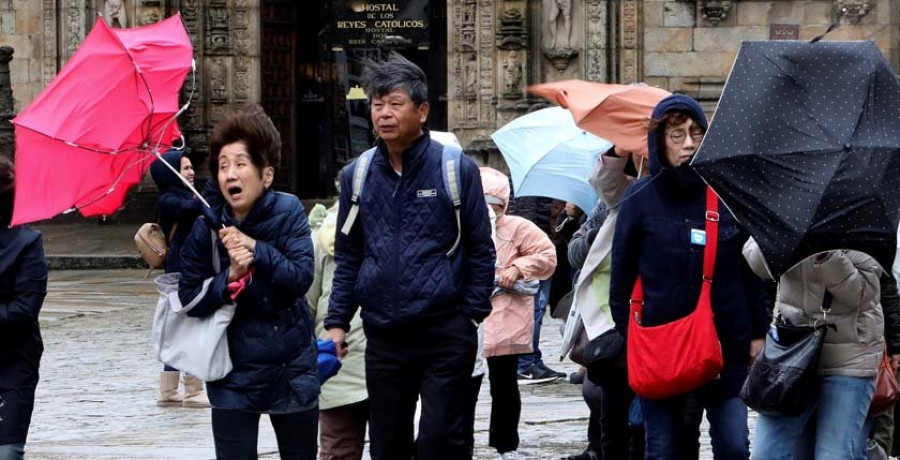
[
  {"xmin": 70, "ymin": 152, "xmax": 155, "ymax": 211},
  {"xmin": 10, "ymin": 122, "xmax": 150, "ymax": 155},
  {"xmin": 102, "ymin": 19, "xmax": 157, "ymax": 149}
]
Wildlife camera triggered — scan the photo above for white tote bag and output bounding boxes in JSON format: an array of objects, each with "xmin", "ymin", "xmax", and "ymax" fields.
[{"xmin": 151, "ymin": 230, "xmax": 236, "ymax": 381}]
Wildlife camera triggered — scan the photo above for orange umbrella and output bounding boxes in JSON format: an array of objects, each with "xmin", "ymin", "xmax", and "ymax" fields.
[{"xmin": 529, "ymin": 80, "xmax": 671, "ymax": 158}]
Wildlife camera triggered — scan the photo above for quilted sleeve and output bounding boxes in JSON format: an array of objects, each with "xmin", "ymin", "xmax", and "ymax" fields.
[
  {"xmin": 252, "ymin": 201, "xmax": 315, "ymax": 303},
  {"xmin": 178, "ymin": 219, "xmax": 231, "ymax": 318},
  {"xmin": 325, "ymin": 165, "xmax": 363, "ymax": 332}
]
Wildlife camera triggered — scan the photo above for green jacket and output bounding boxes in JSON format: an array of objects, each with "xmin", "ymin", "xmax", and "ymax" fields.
[{"xmin": 308, "ymin": 204, "xmax": 368, "ymax": 410}]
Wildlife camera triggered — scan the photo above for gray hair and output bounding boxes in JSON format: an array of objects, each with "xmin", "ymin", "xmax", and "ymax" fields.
[{"xmin": 361, "ymin": 52, "xmax": 428, "ymax": 106}]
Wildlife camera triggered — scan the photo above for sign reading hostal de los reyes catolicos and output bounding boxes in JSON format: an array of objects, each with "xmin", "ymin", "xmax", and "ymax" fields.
[{"xmin": 333, "ymin": 1, "xmax": 429, "ymax": 48}]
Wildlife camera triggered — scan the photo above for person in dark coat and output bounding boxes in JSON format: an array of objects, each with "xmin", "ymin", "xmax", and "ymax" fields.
[
  {"xmin": 178, "ymin": 105, "xmax": 319, "ymax": 459},
  {"xmin": 148, "ymin": 149, "xmax": 209, "ymax": 408},
  {"xmin": 609, "ymin": 94, "xmax": 770, "ymax": 459},
  {"xmin": 0, "ymin": 156, "xmax": 48, "ymax": 460},
  {"xmin": 324, "ymin": 53, "xmax": 495, "ymax": 460}
]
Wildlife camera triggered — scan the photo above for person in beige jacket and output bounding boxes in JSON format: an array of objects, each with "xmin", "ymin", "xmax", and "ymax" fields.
[
  {"xmin": 478, "ymin": 167, "xmax": 556, "ymax": 459},
  {"xmin": 308, "ymin": 202, "xmax": 368, "ymax": 460},
  {"xmin": 744, "ymin": 239, "xmax": 884, "ymax": 460}
]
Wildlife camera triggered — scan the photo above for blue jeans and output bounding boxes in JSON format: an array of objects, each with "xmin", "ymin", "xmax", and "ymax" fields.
[
  {"xmin": 0, "ymin": 443, "xmax": 25, "ymax": 460},
  {"xmin": 642, "ymin": 388, "xmax": 749, "ymax": 460},
  {"xmin": 517, "ymin": 279, "xmax": 551, "ymax": 373},
  {"xmin": 752, "ymin": 375, "xmax": 875, "ymax": 460}
]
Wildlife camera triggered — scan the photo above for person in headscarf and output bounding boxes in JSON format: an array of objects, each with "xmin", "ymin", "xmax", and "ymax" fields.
[{"xmin": 149, "ymin": 149, "xmax": 209, "ymax": 408}]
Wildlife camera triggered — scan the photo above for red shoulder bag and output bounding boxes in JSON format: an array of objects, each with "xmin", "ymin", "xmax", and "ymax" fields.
[{"xmin": 627, "ymin": 187, "xmax": 724, "ymax": 399}]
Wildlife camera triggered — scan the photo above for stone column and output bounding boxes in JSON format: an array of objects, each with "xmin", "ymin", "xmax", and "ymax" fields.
[{"xmin": 0, "ymin": 46, "xmax": 14, "ymax": 161}]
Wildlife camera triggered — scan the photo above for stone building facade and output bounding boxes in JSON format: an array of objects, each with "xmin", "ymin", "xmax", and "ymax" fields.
[{"xmin": 1, "ymin": 0, "xmax": 898, "ymax": 198}]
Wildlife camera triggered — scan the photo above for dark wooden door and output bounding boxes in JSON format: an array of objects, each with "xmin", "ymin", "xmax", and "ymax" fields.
[{"xmin": 261, "ymin": 0, "xmax": 299, "ymax": 193}]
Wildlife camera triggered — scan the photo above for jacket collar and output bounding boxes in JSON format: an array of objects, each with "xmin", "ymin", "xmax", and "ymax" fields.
[
  {"xmin": 220, "ymin": 187, "xmax": 277, "ymax": 228},
  {"xmin": 373, "ymin": 129, "xmax": 432, "ymax": 177}
]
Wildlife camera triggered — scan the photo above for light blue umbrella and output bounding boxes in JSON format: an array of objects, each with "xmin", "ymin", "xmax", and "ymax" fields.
[{"xmin": 491, "ymin": 107, "xmax": 613, "ymax": 214}]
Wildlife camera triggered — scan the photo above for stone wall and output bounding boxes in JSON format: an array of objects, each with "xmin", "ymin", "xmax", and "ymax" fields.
[
  {"xmin": 0, "ymin": 0, "xmax": 43, "ymax": 113},
  {"xmin": 641, "ymin": 0, "xmax": 900, "ymax": 113}
]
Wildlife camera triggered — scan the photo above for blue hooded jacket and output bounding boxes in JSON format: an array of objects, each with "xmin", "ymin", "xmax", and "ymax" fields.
[
  {"xmin": 149, "ymin": 150, "xmax": 202, "ymax": 273},
  {"xmin": 609, "ymin": 94, "xmax": 771, "ymax": 397},
  {"xmin": 177, "ymin": 188, "xmax": 319, "ymax": 413}
]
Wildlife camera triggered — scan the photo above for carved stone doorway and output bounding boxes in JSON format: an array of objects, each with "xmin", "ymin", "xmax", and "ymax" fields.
[{"xmin": 261, "ymin": 0, "xmax": 447, "ymax": 199}]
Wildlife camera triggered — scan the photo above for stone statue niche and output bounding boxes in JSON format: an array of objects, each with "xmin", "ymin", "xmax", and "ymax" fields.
[
  {"xmin": 545, "ymin": 0, "xmax": 572, "ymax": 50},
  {"xmin": 541, "ymin": 0, "xmax": 582, "ymax": 72},
  {"xmin": 103, "ymin": 0, "xmax": 130, "ymax": 28}
]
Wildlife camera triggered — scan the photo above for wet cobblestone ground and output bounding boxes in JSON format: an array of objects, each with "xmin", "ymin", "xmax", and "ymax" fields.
[{"xmin": 26, "ymin": 269, "xmax": 749, "ymax": 459}]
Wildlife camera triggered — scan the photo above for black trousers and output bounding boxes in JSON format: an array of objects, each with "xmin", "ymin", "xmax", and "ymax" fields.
[
  {"xmin": 211, "ymin": 408, "xmax": 318, "ymax": 460},
  {"xmin": 582, "ymin": 374, "xmax": 604, "ymax": 453},
  {"xmin": 366, "ymin": 313, "xmax": 478, "ymax": 460},
  {"xmin": 463, "ymin": 374, "xmax": 484, "ymax": 457},
  {"xmin": 487, "ymin": 355, "xmax": 522, "ymax": 454}
]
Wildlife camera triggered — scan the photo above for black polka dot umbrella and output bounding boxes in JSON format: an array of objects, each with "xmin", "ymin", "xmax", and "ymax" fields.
[{"xmin": 692, "ymin": 41, "xmax": 900, "ymax": 278}]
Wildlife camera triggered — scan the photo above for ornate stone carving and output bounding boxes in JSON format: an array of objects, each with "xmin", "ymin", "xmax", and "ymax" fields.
[
  {"xmin": 63, "ymin": 0, "xmax": 86, "ymax": 62},
  {"xmin": 544, "ymin": 48, "xmax": 578, "ymax": 71},
  {"xmin": 834, "ymin": 1, "xmax": 873, "ymax": 23},
  {"xmin": 0, "ymin": 47, "xmax": 14, "ymax": 160},
  {"xmin": 584, "ymin": 0, "xmax": 610, "ymax": 82},
  {"xmin": 478, "ymin": 0, "xmax": 495, "ymax": 125},
  {"xmin": 699, "ymin": 0, "xmax": 733, "ymax": 27},
  {"xmin": 208, "ymin": 57, "xmax": 227, "ymax": 103},
  {"xmin": 207, "ymin": 5, "xmax": 230, "ymax": 55},
  {"xmin": 502, "ymin": 51, "xmax": 524, "ymax": 99},
  {"xmin": 497, "ymin": 8, "xmax": 527, "ymax": 50},
  {"xmin": 465, "ymin": 54, "xmax": 478, "ymax": 98},
  {"xmin": 620, "ymin": 0, "xmax": 642, "ymax": 83},
  {"xmin": 103, "ymin": 0, "xmax": 129, "ymax": 28},
  {"xmin": 42, "ymin": 0, "xmax": 59, "ymax": 88}
]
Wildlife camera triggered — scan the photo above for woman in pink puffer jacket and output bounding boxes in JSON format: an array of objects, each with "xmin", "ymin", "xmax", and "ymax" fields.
[{"xmin": 477, "ymin": 167, "xmax": 557, "ymax": 459}]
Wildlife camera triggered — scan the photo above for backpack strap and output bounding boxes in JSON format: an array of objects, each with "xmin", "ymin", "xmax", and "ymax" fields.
[
  {"xmin": 441, "ymin": 144, "xmax": 464, "ymax": 257},
  {"xmin": 340, "ymin": 147, "xmax": 377, "ymax": 236}
]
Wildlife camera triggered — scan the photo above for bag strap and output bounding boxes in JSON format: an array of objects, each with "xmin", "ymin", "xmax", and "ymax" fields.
[
  {"xmin": 441, "ymin": 143, "xmax": 464, "ymax": 257},
  {"xmin": 211, "ymin": 229, "xmax": 221, "ymax": 273},
  {"xmin": 168, "ymin": 222, "xmax": 178, "ymax": 244},
  {"xmin": 338, "ymin": 143, "xmax": 465, "ymax": 258},
  {"xmin": 340, "ymin": 147, "xmax": 377, "ymax": 236},
  {"xmin": 630, "ymin": 187, "xmax": 719, "ymax": 320}
]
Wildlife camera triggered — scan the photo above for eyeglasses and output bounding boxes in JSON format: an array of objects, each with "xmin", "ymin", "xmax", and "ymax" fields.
[{"xmin": 665, "ymin": 130, "xmax": 705, "ymax": 144}]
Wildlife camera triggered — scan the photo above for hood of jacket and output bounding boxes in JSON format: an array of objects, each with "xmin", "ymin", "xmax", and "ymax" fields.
[
  {"xmin": 479, "ymin": 166, "xmax": 510, "ymax": 214},
  {"xmin": 647, "ymin": 95, "xmax": 709, "ymax": 191},
  {"xmin": 150, "ymin": 150, "xmax": 189, "ymax": 195}
]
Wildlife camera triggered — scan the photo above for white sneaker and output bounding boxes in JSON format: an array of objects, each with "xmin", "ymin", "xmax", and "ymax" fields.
[{"xmin": 499, "ymin": 451, "xmax": 521, "ymax": 460}]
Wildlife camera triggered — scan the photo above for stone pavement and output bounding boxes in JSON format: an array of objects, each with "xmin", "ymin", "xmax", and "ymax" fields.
[{"xmin": 25, "ymin": 269, "xmax": 748, "ymax": 459}]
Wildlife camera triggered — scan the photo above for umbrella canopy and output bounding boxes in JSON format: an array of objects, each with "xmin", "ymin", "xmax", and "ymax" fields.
[
  {"xmin": 528, "ymin": 80, "xmax": 670, "ymax": 159},
  {"xmin": 491, "ymin": 107, "xmax": 613, "ymax": 214},
  {"xmin": 692, "ymin": 41, "xmax": 900, "ymax": 277},
  {"xmin": 11, "ymin": 14, "xmax": 193, "ymax": 225}
]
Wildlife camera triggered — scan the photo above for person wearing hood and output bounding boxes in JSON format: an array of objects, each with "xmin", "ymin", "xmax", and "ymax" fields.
[
  {"xmin": 178, "ymin": 105, "xmax": 319, "ymax": 459},
  {"xmin": 0, "ymin": 156, "xmax": 48, "ymax": 460},
  {"xmin": 477, "ymin": 166, "xmax": 556, "ymax": 459},
  {"xmin": 609, "ymin": 94, "xmax": 770, "ymax": 459},
  {"xmin": 565, "ymin": 144, "xmax": 646, "ymax": 460},
  {"xmin": 148, "ymin": 149, "xmax": 210, "ymax": 408}
]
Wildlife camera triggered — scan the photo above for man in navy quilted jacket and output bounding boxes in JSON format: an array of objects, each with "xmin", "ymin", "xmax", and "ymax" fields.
[{"xmin": 324, "ymin": 53, "xmax": 496, "ymax": 460}]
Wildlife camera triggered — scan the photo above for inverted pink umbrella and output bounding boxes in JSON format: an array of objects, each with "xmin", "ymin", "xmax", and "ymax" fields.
[{"xmin": 10, "ymin": 13, "xmax": 201, "ymax": 225}]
